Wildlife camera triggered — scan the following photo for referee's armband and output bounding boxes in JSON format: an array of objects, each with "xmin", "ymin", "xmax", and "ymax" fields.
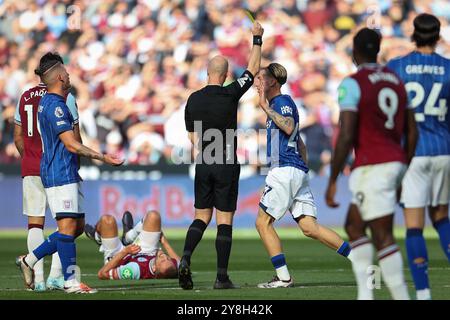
[{"xmin": 253, "ymin": 35, "xmax": 262, "ymax": 46}]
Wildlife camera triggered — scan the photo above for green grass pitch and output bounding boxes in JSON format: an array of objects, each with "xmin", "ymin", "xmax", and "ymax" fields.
[{"xmin": 0, "ymin": 228, "xmax": 448, "ymax": 300}]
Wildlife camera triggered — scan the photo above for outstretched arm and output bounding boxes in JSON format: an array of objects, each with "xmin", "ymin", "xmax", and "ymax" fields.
[
  {"xmin": 59, "ymin": 130, "xmax": 123, "ymax": 166},
  {"xmin": 246, "ymin": 21, "xmax": 264, "ymax": 76}
]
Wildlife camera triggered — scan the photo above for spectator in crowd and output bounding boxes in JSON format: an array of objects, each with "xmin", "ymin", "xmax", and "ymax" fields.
[{"xmin": 0, "ymin": 0, "xmax": 449, "ymax": 176}]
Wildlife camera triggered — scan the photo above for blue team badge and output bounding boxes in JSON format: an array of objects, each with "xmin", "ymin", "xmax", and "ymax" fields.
[{"xmin": 55, "ymin": 107, "xmax": 64, "ymax": 118}]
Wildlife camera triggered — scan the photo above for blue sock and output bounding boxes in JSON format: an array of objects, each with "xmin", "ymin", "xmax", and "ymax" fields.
[
  {"xmin": 406, "ymin": 228, "xmax": 429, "ymax": 290},
  {"xmin": 337, "ymin": 241, "xmax": 351, "ymax": 257},
  {"xmin": 271, "ymin": 254, "xmax": 286, "ymax": 269},
  {"xmin": 33, "ymin": 231, "xmax": 59, "ymax": 260},
  {"xmin": 56, "ymin": 234, "xmax": 77, "ymax": 281},
  {"xmin": 433, "ymin": 217, "xmax": 450, "ymax": 261}
]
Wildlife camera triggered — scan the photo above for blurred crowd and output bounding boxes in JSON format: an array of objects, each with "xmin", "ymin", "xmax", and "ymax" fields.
[{"xmin": 0, "ymin": 0, "xmax": 449, "ymax": 175}]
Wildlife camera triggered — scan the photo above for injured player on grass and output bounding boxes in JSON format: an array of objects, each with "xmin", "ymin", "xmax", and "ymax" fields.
[{"xmin": 84, "ymin": 211, "xmax": 180, "ymax": 280}]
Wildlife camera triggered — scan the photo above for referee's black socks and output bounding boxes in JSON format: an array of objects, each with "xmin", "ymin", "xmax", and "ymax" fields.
[
  {"xmin": 182, "ymin": 219, "xmax": 207, "ymax": 265},
  {"xmin": 216, "ymin": 224, "xmax": 233, "ymax": 282}
]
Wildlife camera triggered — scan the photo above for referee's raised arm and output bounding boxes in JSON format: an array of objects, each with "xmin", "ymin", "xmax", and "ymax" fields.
[
  {"xmin": 225, "ymin": 21, "xmax": 264, "ymax": 100},
  {"xmin": 247, "ymin": 21, "xmax": 264, "ymax": 77}
]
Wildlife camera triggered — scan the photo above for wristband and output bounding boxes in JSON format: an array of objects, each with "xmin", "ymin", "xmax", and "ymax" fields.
[{"xmin": 253, "ymin": 35, "xmax": 262, "ymax": 46}]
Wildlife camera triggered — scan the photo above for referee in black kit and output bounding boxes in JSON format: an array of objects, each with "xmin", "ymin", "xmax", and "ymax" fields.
[{"xmin": 179, "ymin": 21, "xmax": 264, "ymax": 290}]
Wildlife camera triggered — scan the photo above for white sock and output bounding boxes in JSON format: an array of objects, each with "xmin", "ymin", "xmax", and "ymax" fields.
[
  {"xmin": 416, "ymin": 288, "xmax": 431, "ymax": 300},
  {"xmin": 275, "ymin": 265, "xmax": 291, "ymax": 281},
  {"xmin": 49, "ymin": 252, "xmax": 63, "ymax": 278},
  {"xmin": 138, "ymin": 230, "xmax": 160, "ymax": 253},
  {"xmin": 350, "ymin": 238, "xmax": 374, "ymax": 300},
  {"xmin": 125, "ymin": 220, "xmax": 143, "ymax": 243},
  {"xmin": 101, "ymin": 237, "xmax": 122, "ymax": 262},
  {"xmin": 27, "ymin": 228, "xmax": 44, "ymax": 282},
  {"xmin": 378, "ymin": 246, "xmax": 410, "ymax": 300}
]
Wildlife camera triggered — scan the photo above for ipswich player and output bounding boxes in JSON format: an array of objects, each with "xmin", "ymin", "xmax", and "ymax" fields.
[
  {"xmin": 14, "ymin": 53, "xmax": 81, "ymax": 291},
  {"xmin": 326, "ymin": 28, "xmax": 418, "ymax": 300},
  {"xmin": 16, "ymin": 53, "xmax": 123, "ymax": 293},
  {"xmin": 387, "ymin": 13, "xmax": 450, "ymax": 300},
  {"xmin": 255, "ymin": 63, "xmax": 353, "ymax": 288}
]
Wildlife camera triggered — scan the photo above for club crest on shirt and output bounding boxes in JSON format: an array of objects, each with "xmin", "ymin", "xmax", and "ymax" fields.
[
  {"xmin": 55, "ymin": 107, "xmax": 64, "ymax": 118},
  {"xmin": 63, "ymin": 200, "xmax": 73, "ymax": 210}
]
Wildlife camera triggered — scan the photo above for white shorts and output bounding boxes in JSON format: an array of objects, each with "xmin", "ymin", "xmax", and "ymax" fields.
[
  {"xmin": 23, "ymin": 176, "xmax": 47, "ymax": 217},
  {"xmin": 401, "ymin": 155, "xmax": 450, "ymax": 208},
  {"xmin": 132, "ymin": 231, "xmax": 161, "ymax": 256},
  {"xmin": 45, "ymin": 183, "xmax": 84, "ymax": 219},
  {"xmin": 259, "ymin": 166, "xmax": 317, "ymax": 221},
  {"xmin": 349, "ymin": 161, "xmax": 406, "ymax": 222}
]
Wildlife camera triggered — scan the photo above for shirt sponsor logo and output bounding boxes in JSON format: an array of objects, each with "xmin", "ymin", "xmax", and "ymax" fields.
[
  {"xmin": 338, "ymin": 86, "xmax": 347, "ymax": 102},
  {"xmin": 57, "ymin": 120, "xmax": 67, "ymax": 126},
  {"xmin": 55, "ymin": 107, "xmax": 64, "ymax": 118},
  {"xmin": 120, "ymin": 267, "xmax": 134, "ymax": 279},
  {"xmin": 280, "ymin": 106, "xmax": 292, "ymax": 115}
]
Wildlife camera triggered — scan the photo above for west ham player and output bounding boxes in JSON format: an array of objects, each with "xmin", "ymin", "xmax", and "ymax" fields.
[
  {"xmin": 326, "ymin": 28, "xmax": 418, "ymax": 300},
  {"xmin": 84, "ymin": 211, "xmax": 179, "ymax": 280},
  {"xmin": 387, "ymin": 13, "xmax": 450, "ymax": 300},
  {"xmin": 16, "ymin": 53, "xmax": 124, "ymax": 293},
  {"xmin": 13, "ymin": 53, "xmax": 82, "ymax": 291},
  {"xmin": 254, "ymin": 63, "xmax": 353, "ymax": 288}
]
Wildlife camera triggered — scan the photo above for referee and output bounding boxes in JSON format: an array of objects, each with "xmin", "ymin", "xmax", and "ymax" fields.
[{"xmin": 179, "ymin": 21, "xmax": 264, "ymax": 290}]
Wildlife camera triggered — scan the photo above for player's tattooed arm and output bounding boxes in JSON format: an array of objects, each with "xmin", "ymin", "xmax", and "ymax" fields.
[
  {"xmin": 75, "ymin": 144, "xmax": 104, "ymax": 161},
  {"xmin": 98, "ymin": 244, "xmax": 141, "ymax": 280},
  {"xmin": 13, "ymin": 124, "xmax": 24, "ymax": 158},
  {"xmin": 264, "ymin": 107, "xmax": 295, "ymax": 136},
  {"xmin": 59, "ymin": 130, "xmax": 124, "ymax": 166},
  {"xmin": 256, "ymin": 80, "xmax": 294, "ymax": 135}
]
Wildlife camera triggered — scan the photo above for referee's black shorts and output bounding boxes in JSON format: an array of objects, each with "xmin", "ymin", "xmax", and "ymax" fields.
[{"xmin": 194, "ymin": 163, "xmax": 240, "ymax": 212}]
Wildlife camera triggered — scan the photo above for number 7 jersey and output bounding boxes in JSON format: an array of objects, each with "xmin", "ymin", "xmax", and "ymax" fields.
[
  {"xmin": 387, "ymin": 52, "xmax": 450, "ymax": 156},
  {"xmin": 338, "ymin": 63, "xmax": 409, "ymax": 168},
  {"xmin": 14, "ymin": 83, "xmax": 79, "ymax": 177}
]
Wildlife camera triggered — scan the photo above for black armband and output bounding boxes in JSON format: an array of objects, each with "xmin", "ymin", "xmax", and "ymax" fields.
[{"xmin": 253, "ymin": 35, "xmax": 262, "ymax": 46}]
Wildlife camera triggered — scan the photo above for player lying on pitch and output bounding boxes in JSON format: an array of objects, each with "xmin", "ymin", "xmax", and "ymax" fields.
[{"xmin": 84, "ymin": 211, "xmax": 179, "ymax": 280}]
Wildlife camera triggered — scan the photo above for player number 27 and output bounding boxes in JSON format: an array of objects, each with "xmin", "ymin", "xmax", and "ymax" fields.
[
  {"xmin": 405, "ymin": 82, "xmax": 448, "ymax": 122},
  {"xmin": 378, "ymin": 87, "xmax": 398, "ymax": 130}
]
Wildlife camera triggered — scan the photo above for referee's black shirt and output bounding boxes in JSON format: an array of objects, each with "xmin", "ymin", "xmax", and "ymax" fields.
[{"xmin": 185, "ymin": 70, "xmax": 254, "ymax": 164}]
